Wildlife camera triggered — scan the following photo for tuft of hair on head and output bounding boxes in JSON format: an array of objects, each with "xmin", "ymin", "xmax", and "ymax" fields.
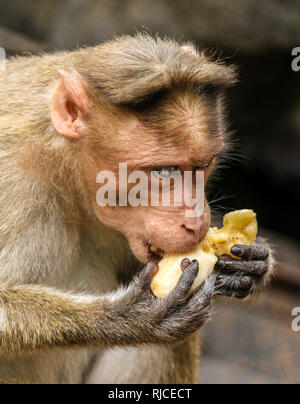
[{"xmin": 74, "ymin": 33, "xmax": 238, "ymax": 108}]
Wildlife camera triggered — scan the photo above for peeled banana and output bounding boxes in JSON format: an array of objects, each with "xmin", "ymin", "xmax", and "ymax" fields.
[{"xmin": 150, "ymin": 209, "xmax": 258, "ymax": 299}]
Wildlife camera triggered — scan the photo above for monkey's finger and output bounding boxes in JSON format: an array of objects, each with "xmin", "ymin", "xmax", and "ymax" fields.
[
  {"xmin": 155, "ymin": 260, "xmax": 199, "ymax": 320},
  {"xmin": 188, "ymin": 273, "xmax": 216, "ymax": 308},
  {"xmin": 165, "ymin": 276, "xmax": 214, "ymax": 333},
  {"xmin": 139, "ymin": 262, "xmax": 159, "ymax": 293},
  {"xmin": 214, "ymin": 254, "xmax": 231, "ymax": 270},
  {"xmin": 216, "ymin": 274, "xmax": 255, "ymax": 299},
  {"xmin": 169, "ymin": 260, "xmax": 199, "ymax": 302},
  {"xmin": 216, "ymin": 259, "xmax": 268, "ymax": 276},
  {"xmin": 216, "ymin": 274, "xmax": 255, "ymax": 291},
  {"xmin": 231, "ymin": 244, "xmax": 269, "ymax": 261}
]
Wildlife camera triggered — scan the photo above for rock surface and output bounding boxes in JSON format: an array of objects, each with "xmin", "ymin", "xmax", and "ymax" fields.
[
  {"xmin": 0, "ymin": 0, "xmax": 299, "ymax": 53},
  {"xmin": 50, "ymin": 0, "xmax": 300, "ymax": 52}
]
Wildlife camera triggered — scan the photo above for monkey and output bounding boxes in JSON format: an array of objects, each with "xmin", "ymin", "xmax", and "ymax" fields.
[{"xmin": 0, "ymin": 34, "xmax": 274, "ymax": 384}]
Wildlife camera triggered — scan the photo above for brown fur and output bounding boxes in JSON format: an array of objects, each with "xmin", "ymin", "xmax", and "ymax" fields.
[{"xmin": 0, "ymin": 34, "xmax": 271, "ymax": 384}]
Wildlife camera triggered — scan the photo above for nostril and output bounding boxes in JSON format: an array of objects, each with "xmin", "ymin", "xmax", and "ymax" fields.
[{"xmin": 182, "ymin": 224, "xmax": 197, "ymax": 235}]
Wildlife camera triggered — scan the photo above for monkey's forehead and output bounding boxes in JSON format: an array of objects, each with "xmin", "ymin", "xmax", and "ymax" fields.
[{"xmin": 96, "ymin": 112, "xmax": 225, "ymax": 170}]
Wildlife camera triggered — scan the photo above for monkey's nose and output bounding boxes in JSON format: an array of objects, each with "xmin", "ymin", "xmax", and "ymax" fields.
[
  {"xmin": 182, "ymin": 217, "xmax": 207, "ymax": 243},
  {"xmin": 182, "ymin": 224, "xmax": 201, "ymax": 243}
]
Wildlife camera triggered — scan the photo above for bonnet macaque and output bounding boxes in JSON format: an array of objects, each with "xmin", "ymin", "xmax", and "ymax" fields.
[{"xmin": 0, "ymin": 34, "xmax": 273, "ymax": 384}]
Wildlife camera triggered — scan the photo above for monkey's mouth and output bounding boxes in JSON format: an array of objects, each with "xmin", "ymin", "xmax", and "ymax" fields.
[{"xmin": 147, "ymin": 244, "xmax": 164, "ymax": 263}]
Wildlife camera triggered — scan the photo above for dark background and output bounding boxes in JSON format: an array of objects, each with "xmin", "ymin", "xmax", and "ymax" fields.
[{"xmin": 0, "ymin": 0, "xmax": 299, "ymax": 384}]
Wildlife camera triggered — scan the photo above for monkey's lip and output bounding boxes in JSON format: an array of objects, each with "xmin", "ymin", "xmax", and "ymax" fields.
[{"xmin": 147, "ymin": 244, "xmax": 164, "ymax": 263}]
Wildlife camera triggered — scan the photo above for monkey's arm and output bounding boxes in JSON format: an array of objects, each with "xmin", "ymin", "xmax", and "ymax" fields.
[
  {"xmin": 214, "ymin": 239, "xmax": 275, "ymax": 299},
  {"xmin": 0, "ymin": 261, "xmax": 215, "ymax": 356}
]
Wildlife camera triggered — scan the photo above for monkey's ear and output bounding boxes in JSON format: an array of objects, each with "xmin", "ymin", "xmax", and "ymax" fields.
[{"xmin": 51, "ymin": 70, "xmax": 90, "ymax": 139}]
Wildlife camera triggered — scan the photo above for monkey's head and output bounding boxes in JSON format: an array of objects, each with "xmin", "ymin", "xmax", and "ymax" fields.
[{"xmin": 51, "ymin": 35, "xmax": 236, "ymax": 263}]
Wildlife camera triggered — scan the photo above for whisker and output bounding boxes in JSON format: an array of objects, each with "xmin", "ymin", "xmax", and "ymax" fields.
[{"xmin": 209, "ymin": 194, "xmax": 234, "ymax": 205}]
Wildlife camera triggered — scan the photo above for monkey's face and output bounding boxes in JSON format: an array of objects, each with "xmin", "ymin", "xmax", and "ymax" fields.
[{"xmin": 86, "ymin": 115, "xmax": 224, "ymax": 263}]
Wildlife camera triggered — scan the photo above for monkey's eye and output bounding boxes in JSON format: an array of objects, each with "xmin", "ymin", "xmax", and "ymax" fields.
[
  {"xmin": 153, "ymin": 166, "xmax": 181, "ymax": 179},
  {"xmin": 195, "ymin": 160, "xmax": 214, "ymax": 171}
]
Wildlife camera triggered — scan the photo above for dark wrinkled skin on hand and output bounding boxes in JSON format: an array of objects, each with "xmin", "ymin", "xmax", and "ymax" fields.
[
  {"xmin": 111, "ymin": 260, "xmax": 215, "ymax": 345},
  {"xmin": 214, "ymin": 242, "xmax": 271, "ymax": 299},
  {"xmin": 109, "ymin": 242, "xmax": 271, "ymax": 346}
]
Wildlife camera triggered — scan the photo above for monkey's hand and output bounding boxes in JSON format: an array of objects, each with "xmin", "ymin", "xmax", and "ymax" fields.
[
  {"xmin": 106, "ymin": 260, "xmax": 215, "ymax": 346},
  {"xmin": 0, "ymin": 262, "xmax": 214, "ymax": 356},
  {"xmin": 214, "ymin": 239, "xmax": 274, "ymax": 299}
]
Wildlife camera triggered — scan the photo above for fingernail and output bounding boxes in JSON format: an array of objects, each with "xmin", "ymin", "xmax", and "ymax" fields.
[
  {"xmin": 181, "ymin": 258, "xmax": 191, "ymax": 271},
  {"xmin": 218, "ymin": 260, "xmax": 226, "ymax": 269},
  {"xmin": 190, "ymin": 260, "xmax": 199, "ymax": 270},
  {"xmin": 231, "ymin": 246, "xmax": 243, "ymax": 257}
]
